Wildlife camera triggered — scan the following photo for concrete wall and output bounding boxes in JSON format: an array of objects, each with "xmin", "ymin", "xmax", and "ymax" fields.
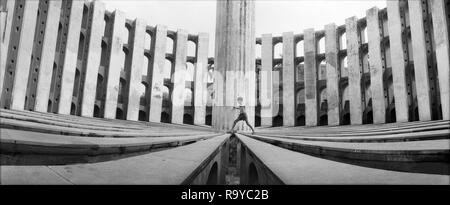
[
  {"xmin": 255, "ymin": 0, "xmax": 449, "ymax": 126},
  {"xmin": 0, "ymin": 0, "xmax": 210, "ymax": 126}
]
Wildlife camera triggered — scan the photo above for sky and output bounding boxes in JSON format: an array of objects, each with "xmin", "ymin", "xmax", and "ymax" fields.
[{"xmin": 103, "ymin": 0, "xmax": 387, "ymax": 57}]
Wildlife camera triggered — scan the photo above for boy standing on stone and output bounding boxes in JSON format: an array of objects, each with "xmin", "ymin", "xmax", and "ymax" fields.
[{"xmin": 229, "ymin": 97, "xmax": 255, "ymax": 134}]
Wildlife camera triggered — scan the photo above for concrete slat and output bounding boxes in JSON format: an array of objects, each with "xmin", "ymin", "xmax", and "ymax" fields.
[
  {"xmin": 282, "ymin": 32, "xmax": 295, "ymax": 126},
  {"xmin": 80, "ymin": 1, "xmax": 105, "ymax": 117},
  {"xmin": 345, "ymin": 17, "xmax": 364, "ymax": 125},
  {"xmin": 34, "ymin": 0, "xmax": 62, "ymax": 112},
  {"xmin": 10, "ymin": 0, "xmax": 39, "ymax": 110},
  {"xmin": 367, "ymin": 7, "xmax": 386, "ymax": 124},
  {"xmin": 430, "ymin": 0, "xmax": 450, "ymax": 120},
  {"xmin": 408, "ymin": 0, "xmax": 432, "ymax": 121},
  {"xmin": 58, "ymin": 1, "xmax": 84, "ymax": 114},
  {"xmin": 103, "ymin": 10, "xmax": 126, "ymax": 119},
  {"xmin": 386, "ymin": 0, "xmax": 410, "ymax": 122},
  {"xmin": 171, "ymin": 29, "xmax": 188, "ymax": 124}
]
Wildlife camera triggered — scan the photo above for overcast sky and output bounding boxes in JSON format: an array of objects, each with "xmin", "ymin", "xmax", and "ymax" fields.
[{"xmin": 103, "ymin": 0, "xmax": 387, "ymax": 57}]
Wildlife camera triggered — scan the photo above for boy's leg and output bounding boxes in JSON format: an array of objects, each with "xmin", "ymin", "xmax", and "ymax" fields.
[
  {"xmin": 229, "ymin": 119, "xmax": 239, "ymax": 133},
  {"xmin": 244, "ymin": 118, "xmax": 255, "ymax": 134}
]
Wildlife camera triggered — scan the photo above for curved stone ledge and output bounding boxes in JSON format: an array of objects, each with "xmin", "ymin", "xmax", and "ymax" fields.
[
  {"xmin": 251, "ymin": 129, "xmax": 450, "ymax": 143},
  {"xmin": 248, "ymin": 134, "xmax": 449, "ymax": 162},
  {"xmin": 0, "ymin": 128, "xmax": 222, "ymax": 156},
  {"xmin": 1, "ymin": 134, "xmax": 230, "ymax": 185},
  {"xmin": 235, "ymin": 134, "xmax": 449, "ymax": 185}
]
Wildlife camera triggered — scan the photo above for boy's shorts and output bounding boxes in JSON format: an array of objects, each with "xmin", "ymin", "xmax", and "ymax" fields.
[{"xmin": 236, "ymin": 113, "xmax": 248, "ymax": 121}]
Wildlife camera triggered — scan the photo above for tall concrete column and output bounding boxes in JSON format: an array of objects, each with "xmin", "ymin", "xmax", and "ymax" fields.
[
  {"xmin": 325, "ymin": 23, "xmax": 341, "ymax": 126},
  {"xmin": 0, "ymin": 0, "xmax": 15, "ymax": 100},
  {"xmin": 408, "ymin": 0, "xmax": 432, "ymax": 121},
  {"xmin": 387, "ymin": 0, "xmax": 410, "ymax": 122},
  {"xmin": 213, "ymin": 0, "xmax": 255, "ymax": 131},
  {"xmin": 367, "ymin": 7, "xmax": 386, "ymax": 124},
  {"xmin": 430, "ymin": 0, "xmax": 450, "ymax": 120}
]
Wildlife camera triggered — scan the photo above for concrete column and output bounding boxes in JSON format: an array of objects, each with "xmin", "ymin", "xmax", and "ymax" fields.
[
  {"xmin": 58, "ymin": 1, "xmax": 85, "ymax": 115},
  {"xmin": 245, "ymin": 3, "xmax": 256, "ymax": 130},
  {"xmin": 103, "ymin": 10, "xmax": 126, "ymax": 119},
  {"xmin": 304, "ymin": 29, "xmax": 318, "ymax": 126},
  {"xmin": 346, "ymin": 17, "xmax": 363, "ymax": 125},
  {"xmin": 367, "ymin": 7, "xmax": 386, "ymax": 124},
  {"xmin": 325, "ymin": 23, "xmax": 340, "ymax": 126},
  {"xmin": 0, "ymin": 0, "xmax": 15, "ymax": 100},
  {"xmin": 282, "ymin": 32, "xmax": 296, "ymax": 126},
  {"xmin": 147, "ymin": 25, "xmax": 167, "ymax": 122},
  {"xmin": 386, "ymin": 0, "xmax": 410, "ymax": 122},
  {"xmin": 430, "ymin": 0, "xmax": 450, "ymax": 120},
  {"xmin": 9, "ymin": 1, "xmax": 39, "ymax": 110},
  {"xmin": 171, "ymin": 29, "xmax": 188, "ymax": 124},
  {"xmin": 0, "ymin": 11, "xmax": 5, "ymax": 100},
  {"xmin": 34, "ymin": 0, "xmax": 62, "ymax": 112},
  {"xmin": 193, "ymin": 32, "xmax": 209, "ymax": 125},
  {"xmin": 213, "ymin": 0, "xmax": 255, "ymax": 131},
  {"xmin": 80, "ymin": 1, "xmax": 105, "ymax": 117},
  {"xmin": 408, "ymin": 0, "xmax": 432, "ymax": 121},
  {"xmin": 260, "ymin": 34, "xmax": 273, "ymax": 127},
  {"xmin": 124, "ymin": 18, "xmax": 146, "ymax": 121}
]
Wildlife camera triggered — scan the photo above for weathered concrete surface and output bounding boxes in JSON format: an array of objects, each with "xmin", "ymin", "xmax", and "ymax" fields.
[
  {"xmin": 213, "ymin": 0, "xmax": 255, "ymax": 131},
  {"xmin": 34, "ymin": 0, "xmax": 62, "ymax": 112},
  {"xmin": 80, "ymin": 1, "xmax": 105, "ymax": 117},
  {"xmin": 260, "ymin": 34, "xmax": 274, "ymax": 127},
  {"xmin": 1, "ymin": 134, "xmax": 229, "ymax": 184},
  {"xmin": 252, "ymin": 129, "xmax": 450, "ymax": 142},
  {"xmin": 147, "ymin": 25, "xmax": 167, "ymax": 122},
  {"xmin": 193, "ymin": 32, "xmax": 209, "ymax": 125},
  {"xmin": 58, "ymin": 1, "xmax": 84, "ymax": 115},
  {"xmin": 0, "ymin": 0, "xmax": 15, "ymax": 100},
  {"xmin": 386, "ymin": 0, "xmax": 409, "ymax": 122},
  {"xmin": 103, "ymin": 10, "xmax": 126, "ymax": 119},
  {"xmin": 10, "ymin": 1, "xmax": 39, "ymax": 110},
  {"xmin": 0, "ymin": 128, "xmax": 221, "ymax": 155},
  {"xmin": 250, "ymin": 135, "xmax": 450, "ymax": 163},
  {"xmin": 171, "ymin": 29, "xmax": 188, "ymax": 124},
  {"xmin": 430, "ymin": 0, "xmax": 450, "ymax": 120},
  {"xmin": 125, "ymin": 19, "xmax": 146, "ymax": 121},
  {"xmin": 1, "ymin": 166, "xmax": 72, "ymax": 185},
  {"xmin": 408, "ymin": 0, "xmax": 432, "ymax": 121},
  {"xmin": 0, "ymin": 116, "xmax": 217, "ymax": 138},
  {"xmin": 283, "ymin": 32, "xmax": 296, "ymax": 126},
  {"xmin": 303, "ymin": 29, "xmax": 318, "ymax": 126},
  {"xmin": 0, "ymin": 108, "xmax": 217, "ymax": 132},
  {"xmin": 0, "ymin": 11, "xmax": 5, "ymax": 99},
  {"xmin": 345, "ymin": 17, "xmax": 363, "ymax": 125},
  {"xmin": 367, "ymin": 7, "xmax": 386, "ymax": 124},
  {"xmin": 236, "ymin": 134, "xmax": 449, "ymax": 184},
  {"xmin": 325, "ymin": 23, "xmax": 340, "ymax": 126}
]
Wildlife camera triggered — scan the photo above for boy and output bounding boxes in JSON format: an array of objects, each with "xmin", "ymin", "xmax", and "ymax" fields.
[{"xmin": 229, "ymin": 97, "xmax": 255, "ymax": 134}]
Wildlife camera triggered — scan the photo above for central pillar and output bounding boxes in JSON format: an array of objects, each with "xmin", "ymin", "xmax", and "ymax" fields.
[{"xmin": 212, "ymin": 0, "xmax": 255, "ymax": 131}]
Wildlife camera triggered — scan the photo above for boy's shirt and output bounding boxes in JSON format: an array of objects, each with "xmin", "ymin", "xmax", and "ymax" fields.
[{"xmin": 237, "ymin": 105, "xmax": 246, "ymax": 115}]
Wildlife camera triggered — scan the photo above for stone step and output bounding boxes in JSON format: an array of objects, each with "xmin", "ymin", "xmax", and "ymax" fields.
[
  {"xmin": 251, "ymin": 129, "xmax": 450, "ymax": 142},
  {"xmin": 1, "ymin": 128, "xmax": 222, "ymax": 155},
  {"xmin": 257, "ymin": 122, "xmax": 450, "ymax": 137},
  {"xmin": 235, "ymin": 134, "xmax": 449, "ymax": 184},
  {"xmin": 248, "ymin": 134, "xmax": 449, "ymax": 162},
  {"xmin": 0, "ymin": 118, "xmax": 215, "ymax": 138},
  {"xmin": 259, "ymin": 120, "xmax": 449, "ymax": 133},
  {"xmin": 1, "ymin": 108, "xmax": 216, "ymax": 132}
]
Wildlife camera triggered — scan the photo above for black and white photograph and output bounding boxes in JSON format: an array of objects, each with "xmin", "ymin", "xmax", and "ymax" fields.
[{"xmin": 0, "ymin": 0, "xmax": 449, "ymax": 202}]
